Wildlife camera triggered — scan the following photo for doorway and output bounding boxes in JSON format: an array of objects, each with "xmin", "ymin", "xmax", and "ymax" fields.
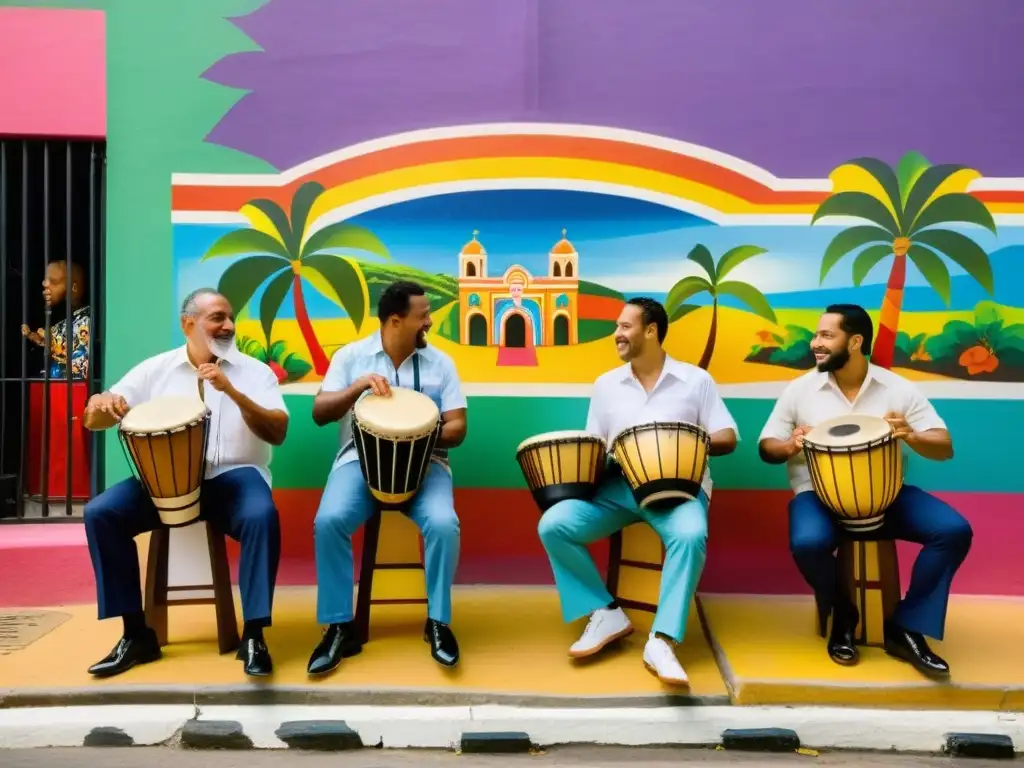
[
  {"xmin": 553, "ymin": 315, "xmax": 569, "ymax": 346},
  {"xmin": 504, "ymin": 314, "xmax": 526, "ymax": 348},
  {"xmin": 468, "ymin": 313, "xmax": 487, "ymax": 346}
]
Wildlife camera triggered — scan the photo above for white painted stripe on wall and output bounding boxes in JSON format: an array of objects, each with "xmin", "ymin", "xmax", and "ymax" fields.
[
  {"xmin": 169, "ymin": 122, "xmax": 1024, "ymax": 195},
  {"xmin": 280, "ymin": 380, "xmax": 1024, "ymax": 400},
  {"xmin": 170, "ymin": 122, "xmax": 832, "ymax": 191}
]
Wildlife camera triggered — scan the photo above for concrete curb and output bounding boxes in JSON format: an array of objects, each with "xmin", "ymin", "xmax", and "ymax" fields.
[{"xmin": 0, "ymin": 703, "xmax": 1021, "ymax": 754}]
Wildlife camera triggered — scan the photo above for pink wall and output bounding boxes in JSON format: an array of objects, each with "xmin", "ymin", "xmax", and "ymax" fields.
[{"xmin": 0, "ymin": 7, "xmax": 105, "ymax": 138}]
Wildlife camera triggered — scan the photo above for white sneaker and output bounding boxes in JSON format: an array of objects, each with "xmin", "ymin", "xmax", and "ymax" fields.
[
  {"xmin": 568, "ymin": 606, "xmax": 633, "ymax": 658},
  {"xmin": 642, "ymin": 633, "xmax": 689, "ymax": 686}
]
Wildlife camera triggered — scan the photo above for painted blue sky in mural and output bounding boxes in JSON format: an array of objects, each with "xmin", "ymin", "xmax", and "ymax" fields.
[{"xmin": 174, "ymin": 189, "xmax": 1024, "ymax": 320}]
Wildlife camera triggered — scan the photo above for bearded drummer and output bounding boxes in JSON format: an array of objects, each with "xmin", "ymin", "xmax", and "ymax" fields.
[
  {"xmin": 307, "ymin": 280, "xmax": 467, "ymax": 675},
  {"xmin": 81, "ymin": 288, "xmax": 289, "ymax": 677},
  {"xmin": 758, "ymin": 303, "xmax": 971, "ymax": 679},
  {"xmin": 537, "ymin": 297, "xmax": 738, "ymax": 686}
]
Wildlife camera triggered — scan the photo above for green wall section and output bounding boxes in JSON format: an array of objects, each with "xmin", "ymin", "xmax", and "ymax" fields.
[
  {"xmin": 0, "ymin": 0, "xmax": 277, "ymax": 485},
  {"xmin": 271, "ymin": 395, "xmax": 1024, "ymax": 494}
]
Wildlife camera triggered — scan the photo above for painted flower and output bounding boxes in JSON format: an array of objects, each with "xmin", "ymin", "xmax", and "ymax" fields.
[{"xmin": 958, "ymin": 344, "xmax": 998, "ymax": 375}]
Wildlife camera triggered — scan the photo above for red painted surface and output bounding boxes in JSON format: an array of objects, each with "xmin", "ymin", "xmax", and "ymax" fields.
[
  {"xmin": 25, "ymin": 382, "xmax": 92, "ymax": 500},
  {"xmin": 2, "ymin": 489, "xmax": 1020, "ymax": 607},
  {"xmin": 578, "ymin": 293, "xmax": 625, "ymax": 320},
  {"xmin": 0, "ymin": 8, "xmax": 106, "ymax": 138}
]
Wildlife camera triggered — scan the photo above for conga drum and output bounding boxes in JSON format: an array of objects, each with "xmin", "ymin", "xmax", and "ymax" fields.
[
  {"xmin": 117, "ymin": 395, "xmax": 211, "ymax": 527},
  {"xmin": 352, "ymin": 386, "xmax": 442, "ymax": 508},
  {"xmin": 515, "ymin": 430, "xmax": 607, "ymax": 512},
  {"xmin": 802, "ymin": 413, "xmax": 904, "ymax": 533},
  {"xmin": 611, "ymin": 421, "xmax": 710, "ymax": 509}
]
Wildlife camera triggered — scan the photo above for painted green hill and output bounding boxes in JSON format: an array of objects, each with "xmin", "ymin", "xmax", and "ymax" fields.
[{"xmin": 359, "ymin": 261, "xmax": 460, "ymax": 311}]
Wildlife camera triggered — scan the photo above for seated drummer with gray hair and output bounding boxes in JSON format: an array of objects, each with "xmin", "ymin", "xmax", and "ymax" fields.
[{"xmin": 81, "ymin": 288, "xmax": 289, "ymax": 678}]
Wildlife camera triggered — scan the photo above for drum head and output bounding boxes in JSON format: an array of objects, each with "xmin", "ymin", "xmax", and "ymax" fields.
[
  {"xmin": 516, "ymin": 430, "xmax": 604, "ymax": 454},
  {"xmin": 120, "ymin": 395, "xmax": 208, "ymax": 434},
  {"xmin": 805, "ymin": 413, "xmax": 892, "ymax": 448},
  {"xmin": 354, "ymin": 386, "xmax": 439, "ymax": 437}
]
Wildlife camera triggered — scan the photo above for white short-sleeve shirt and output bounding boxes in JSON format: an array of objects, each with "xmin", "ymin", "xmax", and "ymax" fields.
[
  {"xmin": 585, "ymin": 356, "xmax": 739, "ymax": 498},
  {"xmin": 109, "ymin": 343, "xmax": 289, "ymax": 487},
  {"xmin": 320, "ymin": 332, "xmax": 467, "ymax": 472},
  {"xmin": 758, "ymin": 364, "xmax": 948, "ymax": 495}
]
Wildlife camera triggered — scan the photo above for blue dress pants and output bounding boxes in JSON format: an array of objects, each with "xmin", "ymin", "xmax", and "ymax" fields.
[
  {"xmin": 83, "ymin": 466, "xmax": 281, "ymax": 624},
  {"xmin": 538, "ymin": 472, "xmax": 709, "ymax": 643},
  {"xmin": 313, "ymin": 460, "xmax": 460, "ymax": 625},
  {"xmin": 789, "ymin": 485, "xmax": 972, "ymax": 640}
]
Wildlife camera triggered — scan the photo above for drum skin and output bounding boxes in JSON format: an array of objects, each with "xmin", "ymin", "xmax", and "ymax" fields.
[
  {"xmin": 802, "ymin": 413, "xmax": 904, "ymax": 532},
  {"xmin": 118, "ymin": 395, "xmax": 210, "ymax": 527},
  {"xmin": 611, "ymin": 421, "xmax": 710, "ymax": 510},
  {"xmin": 353, "ymin": 387, "xmax": 441, "ymax": 508},
  {"xmin": 515, "ymin": 430, "xmax": 606, "ymax": 512}
]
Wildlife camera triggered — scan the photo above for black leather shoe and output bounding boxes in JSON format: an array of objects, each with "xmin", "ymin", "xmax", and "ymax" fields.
[
  {"xmin": 87, "ymin": 628, "xmax": 161, "ymax": 677},
  {"xmin": 236, "ymin": 636, "xmax": 273, "ymax": 676},
  {"xmin": 424, "ymin": 618, "xmax": 459, "ymax": 667},
  {"xmin": 884, "ymin": 621, "xmax": 950, "ymax": 680},
  {"xmin": 827, "ymin": 606, "xmax": 859, "ymax": 666},
  {"xmin": 307, "ymin": 622, "xmax": 363, "ymax": 676}
]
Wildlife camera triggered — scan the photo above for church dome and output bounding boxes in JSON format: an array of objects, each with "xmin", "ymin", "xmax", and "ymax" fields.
[
  {"xmin": 550, "ymin": 228, "xmax": 576, "ymax": 255},
  {"xmin": 461, "ymin": 229, "xmax": 486, "ymax": 256}
]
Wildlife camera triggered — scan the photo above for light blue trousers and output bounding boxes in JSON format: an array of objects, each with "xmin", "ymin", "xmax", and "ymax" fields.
[
  {"xmin": 537, "ymin": 472, "xmax": 709, "ymax": 643},
  {"xmin": 313, "ymin": 460, "xmax": 460, "ymax": 625}
]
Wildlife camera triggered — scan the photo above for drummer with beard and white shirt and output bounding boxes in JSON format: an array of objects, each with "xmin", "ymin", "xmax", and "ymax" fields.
[
  {"xmin": 537, "ymin": 297, "xmax": 738, "ymax": 686},
  {"xmin": 81, "ymin": 288, "xmax": 289, "ymax": 679},
  {"xmin": 758, "ymin": 303, "xmax": 971, "ymax": 679}
]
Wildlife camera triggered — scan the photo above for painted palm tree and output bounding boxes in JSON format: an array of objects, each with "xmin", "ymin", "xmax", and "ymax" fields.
[
  {"xmin": 811, "ymin": 151, "xmax": 996, "ymax": 369},
  {"xmin": 201, "ymin": 180, "xmax": 390, "ymax": 375},
  {"xmin": 666, "ymin": 244, "xmax": 777, "ymax": 370}
]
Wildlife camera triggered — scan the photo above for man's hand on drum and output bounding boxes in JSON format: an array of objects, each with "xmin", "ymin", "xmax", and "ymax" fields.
[
  {"xmin": 360, "ymin": 373, "xmax": 391, "ymax": 397},
  {"xmin": 787, "ymin": 425, "xmax": 812, "ymax": 457},
  {"xmin": 93, "ymin": 392, "xmax": 130, "ymax": 421},
  {"xmin": 884, "ymin": 411, "xmax": 915, "ymax": 442},
  {"xmin": 197, "ymin": 362, "xmax": 230, "ymax": 393}
]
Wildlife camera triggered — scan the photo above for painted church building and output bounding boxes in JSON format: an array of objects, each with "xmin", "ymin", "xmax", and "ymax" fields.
[{"xmin": 456, "ymin": 230, "xmax": 581, "ymax": 348}]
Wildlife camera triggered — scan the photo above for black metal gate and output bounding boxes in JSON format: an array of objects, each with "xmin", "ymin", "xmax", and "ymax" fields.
[{"xmin": 0, "ymin": 139, "xmax": 106, "ymax": 520}]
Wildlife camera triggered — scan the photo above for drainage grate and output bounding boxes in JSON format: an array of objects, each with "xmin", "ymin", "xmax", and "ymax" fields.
[{"xmin": 0, "ymin": 610, "xmax": 71, "ymax": 655}]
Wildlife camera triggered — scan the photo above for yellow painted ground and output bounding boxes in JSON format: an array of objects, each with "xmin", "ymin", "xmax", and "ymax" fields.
[
  {"xmin": 700, "ymin": 594, "xmax": 1024, "ymax": 710},
  {"xmin": 247, "ymin": 303, "xmax": 984, "ymax": 386},
  {"xmin": 0, "ymin": 586, "xmax": 725, "ymax": 700}
]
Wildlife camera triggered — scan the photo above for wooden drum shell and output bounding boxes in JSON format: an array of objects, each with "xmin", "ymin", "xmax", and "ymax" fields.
[
  {"xmin": 352, "ymin": 418, "xmax": 441, "ymax": 509},
  {"xmin": 516, "ymin": 433, "xmax": 606, "ymax": 512},
  {"xmin": 118, "ymin": 413, "xmax": 210, "ymax": 527},
  {"xmin": 803, "ymin": 433, "xmax": 904, "ymax": 532},
  {"xmin": 611, "ymin": 422, "xmax": 710, "ymax": 510}
]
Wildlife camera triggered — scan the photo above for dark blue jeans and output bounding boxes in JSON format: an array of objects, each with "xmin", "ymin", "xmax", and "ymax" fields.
[
  {"xmin": 789, "ymin": 485, "xmax": 973, "ymax": 640},
  {"xmin": 83, "ymin": 466, "xmax": 281, "ymax": 625}
]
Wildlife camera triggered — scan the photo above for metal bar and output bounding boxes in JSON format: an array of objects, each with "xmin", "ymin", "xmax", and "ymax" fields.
[
  {"xmin": 95, "ymin": 147, "xmax": 107, "ymax": 496},
  {"xmin": 16, "ymin": 143, "xmax": 28, "ymax": 519},
  {"xmin": 40, "ymin": 142, "xmax": 50, "ymax": 518},
  {"xmin": 65, "ymin": 141, "xmax": 73, "ymax": 517},
  {"xmin": 0, "ymin": 139, "xmax": 7, "ymax": 485},
  {"xmin": 88, "ymin": 142, "xmax": 98, "ymax": 499}
]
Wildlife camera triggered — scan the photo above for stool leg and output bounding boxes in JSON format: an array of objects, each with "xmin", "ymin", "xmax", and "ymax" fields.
[
  {"xmin": 205, "ymin": 522, "xmax": 240, "ymax": 655},
  {"xmin": 354, "ymin": 510, "xmax": 382, "ymax": 646},
  {"xmin": 143, "ymin": 528, "xmax": 170, "ymax": 647},
  {"xmin": 839, "ymin": 539, "xmax": 901, "ymax": 647}
]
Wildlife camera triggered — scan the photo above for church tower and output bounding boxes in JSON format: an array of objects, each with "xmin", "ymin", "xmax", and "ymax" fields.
[
  {"xmin": 459, "ymin": 229, "xmax": 487, "ymax": 278},
  {"xmin": 548, "ymin": 228, "xmax": 578, "ymax": 279}
]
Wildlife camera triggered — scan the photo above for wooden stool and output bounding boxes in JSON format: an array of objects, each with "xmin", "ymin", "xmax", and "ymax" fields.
[
  {"xmin": 606, "ymin": 522, "xmax": 664, "ymax": 616},
  {"xmin": 144, "ymin": 520, "xmax": 240, "ymax": 654},
  {"xmin": 815, "ymin": 539, "xmax": 901, "ymax": 646},
  {"xmin": 354, "ymin": 508, "xmax": 427, "ymax": 645}
]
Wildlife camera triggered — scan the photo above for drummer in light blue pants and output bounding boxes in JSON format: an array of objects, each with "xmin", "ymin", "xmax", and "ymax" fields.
[
  {"xmin": 306, "ymin": 281, "xmax": 467, "ymax": 675},
  {"xmin": 537, "ymin": 298, "xmax": 738, "ymax": 686}
]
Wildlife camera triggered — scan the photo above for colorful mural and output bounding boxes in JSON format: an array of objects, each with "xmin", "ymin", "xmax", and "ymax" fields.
[{"xmin": 172, "ymin": 127, "xmax": 1024, "ymax": 391}]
